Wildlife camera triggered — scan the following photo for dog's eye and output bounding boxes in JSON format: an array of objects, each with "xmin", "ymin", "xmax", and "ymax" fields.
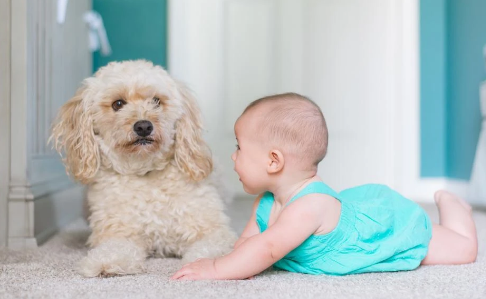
[
  {"xmin": 153, "ymin": 97, "xmax": 160, "ymax": 106},
  {"xmin": 112, "ymin": 99, "xmax": 126, "ymax": 111}
]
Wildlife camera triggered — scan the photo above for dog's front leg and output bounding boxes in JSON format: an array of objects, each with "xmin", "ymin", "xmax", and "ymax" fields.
[
  {"xmin": 78, "ymin": 238, "xmax": 147, "ymax": 277},
  {"xmin": 182, "ymin": 227, "xmax": 237, "ymax": 264}
]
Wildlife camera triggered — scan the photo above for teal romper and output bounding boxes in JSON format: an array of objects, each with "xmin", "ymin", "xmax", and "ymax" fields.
[{"xmin": 256, "ymin": 182, "xmax": 433, "ymax": 275}]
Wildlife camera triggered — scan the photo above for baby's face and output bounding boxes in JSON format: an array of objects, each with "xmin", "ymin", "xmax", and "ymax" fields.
[{"xmin": 231, "ymin": 115, "xmax": 268, "ymax": 195}]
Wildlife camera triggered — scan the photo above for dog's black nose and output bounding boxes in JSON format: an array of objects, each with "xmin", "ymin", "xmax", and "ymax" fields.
[{"xmin": 133, "ymin": 120, "xmax": 153, "ymax": 137}]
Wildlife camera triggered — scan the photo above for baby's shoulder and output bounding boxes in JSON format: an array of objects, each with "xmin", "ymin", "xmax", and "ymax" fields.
[
  {"xmin": 288, "ymin": 192, "xmax": 340, "ymax": 215},
  {"xmin": 285, "ymin": 192, "xmax": 341, "ymax": 234}
]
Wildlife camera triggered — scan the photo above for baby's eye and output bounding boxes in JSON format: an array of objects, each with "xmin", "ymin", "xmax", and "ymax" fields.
[{"xmin": 235, "ymin": 144, "xmax": 240, "ymax": 150}]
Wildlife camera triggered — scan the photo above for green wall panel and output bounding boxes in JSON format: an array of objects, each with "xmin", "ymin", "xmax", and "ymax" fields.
[{"xmin": 93, "ymin": 0, "xmax": 167, "ymax": 72}]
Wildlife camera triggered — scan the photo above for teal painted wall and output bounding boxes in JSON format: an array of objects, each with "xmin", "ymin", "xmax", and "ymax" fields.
[
  {"xmin": 93, "ymin": 0, "xmax": 168, "ymax": 72},
  {"xmin": 420, "ymin": 0, "xmax": 484, "ymax": 179},
  {"xmin": 420, "ymin": 0, "xmax": 448, "ymax": 177},
  {"xmin": 446, "ymin": 1, "xmax": 485, "ymax": 179}
]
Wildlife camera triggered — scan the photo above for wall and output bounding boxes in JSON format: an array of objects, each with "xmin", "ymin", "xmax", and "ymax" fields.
[
  {"xmin": 170, "ymin": 0, "xmax": 422, "ymax": 196},
  {"xmin": 419, "ymin": 0, "xmax": 447, "ymax": 177},
  {"xmin": 420, "ymin": 0, "xmax": 485, "ymax": 180},
  {"xmin": 93, "ymin": 0, "xmax": 168, "ymax": 72},
  {"xmin": 446, "ymin": 0, "xmax": 485, "ymax": 179}
]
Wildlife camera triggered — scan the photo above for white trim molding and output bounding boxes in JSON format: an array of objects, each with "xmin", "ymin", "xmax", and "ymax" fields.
[
  {"xmin": 8, "ymin": 0, "xmax": 36, "ymax": 249},
  {"xmin": 0, "ymin": 0, "xmax": 11, "ymax": 248},
  {"xmin": 405, "ymin": 178, "xmax": 469, "ymax": 203},
  {"xmin": 395, "ymin": 0, "xmax": 470, "ymax": 203},
  {"xmin": 446, "ymin": 179, "xmax": 470, "ymax": 200},
  {"xmin": 4, "ymin": 0, "xmax": 91, "ymax": 249},
  {"xmin": 395, "ymin": 0, "xmax": 421, "ymax": 199}
]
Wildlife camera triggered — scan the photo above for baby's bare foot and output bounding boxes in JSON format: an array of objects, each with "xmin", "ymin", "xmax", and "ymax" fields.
[{"xmin": 434, "ymin": 190, "xmax": 472, "ymax": 213}]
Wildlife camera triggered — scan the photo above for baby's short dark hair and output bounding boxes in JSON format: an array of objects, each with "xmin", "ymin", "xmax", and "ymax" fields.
[{"xmin": 243, "ymin": 92, "xmax": 328, "ymax": 166}]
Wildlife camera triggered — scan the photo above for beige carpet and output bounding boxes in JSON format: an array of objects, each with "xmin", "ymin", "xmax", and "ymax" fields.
[{"xmin": 1, "ymin": 198, "xmax": 486, "ymax": 299}]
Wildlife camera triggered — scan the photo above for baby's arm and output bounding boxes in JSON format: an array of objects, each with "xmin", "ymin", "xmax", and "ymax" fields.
[
  {"xmin": 171, "ymin": 194, "xmax": 327, "ymax": 280},
  {"xmin": 213, "ymin": 195, "xmax": 324, "ymax": 279},
  {"xmin": 233, "ymin": 195, "xmax": 262, "ymax": 249}
]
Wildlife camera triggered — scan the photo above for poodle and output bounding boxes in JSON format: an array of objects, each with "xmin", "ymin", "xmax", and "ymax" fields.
[{"xmin": 50, "ymin": 60, "xmax": 237, "ymax": 277}]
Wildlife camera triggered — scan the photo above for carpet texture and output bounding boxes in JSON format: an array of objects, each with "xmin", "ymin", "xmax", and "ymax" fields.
[{"xmin": 1, "ymin": 198, "xmax": 485, "ymax": 299}]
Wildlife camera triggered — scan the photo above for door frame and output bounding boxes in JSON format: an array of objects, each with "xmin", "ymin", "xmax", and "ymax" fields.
[
  {"xmin": 396, "ymin": 0, "xmax": 467, "ymax": 201},
  {"xmin": 0, "ymin": 0, "xmax": 11, "ymax": 247}
]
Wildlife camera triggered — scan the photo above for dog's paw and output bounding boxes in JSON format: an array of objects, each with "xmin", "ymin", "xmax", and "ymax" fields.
[
  {"xmin": 78, "ymin": 239, "xmax": 147, "ymax": 278},
  {"xmin": 181, "ymin": 227, "xmax": 237, "ymax": 264}
]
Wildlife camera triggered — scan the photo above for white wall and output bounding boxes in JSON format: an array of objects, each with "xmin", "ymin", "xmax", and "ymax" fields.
[{"xmin": 168, "ymin": 0, "xmax": 467, "ymax": 203}]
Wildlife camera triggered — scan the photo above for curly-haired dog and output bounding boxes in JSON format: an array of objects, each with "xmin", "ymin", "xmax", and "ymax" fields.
[{"xmin": 50, "ymin": 60, "xmax": 236, "ymax": 277}]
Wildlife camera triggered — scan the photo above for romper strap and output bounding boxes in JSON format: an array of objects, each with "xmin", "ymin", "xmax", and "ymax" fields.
[
  {"xmin": 286, "ymin": 181, "xmax": 339, "ymax": 206},
  {"xmin": 255, "ymin": 192, "xmax": 274, "ymax": 232}
]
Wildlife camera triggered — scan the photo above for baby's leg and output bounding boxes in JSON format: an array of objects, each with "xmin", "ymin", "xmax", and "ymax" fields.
[{"xmin": 421, "ymin": 190, "xmax": 478, "ymax": 265}]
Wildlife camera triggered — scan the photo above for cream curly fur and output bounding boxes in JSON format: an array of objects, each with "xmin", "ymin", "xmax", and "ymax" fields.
[{"xmin": 50, "ymin": 60, "xmax": 236, "ymax": 277}]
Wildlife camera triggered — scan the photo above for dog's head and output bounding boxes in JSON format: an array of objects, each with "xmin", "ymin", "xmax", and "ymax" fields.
[{"xmin": 50, "ymin": 60, "xmax": 212, "ymax": 183}]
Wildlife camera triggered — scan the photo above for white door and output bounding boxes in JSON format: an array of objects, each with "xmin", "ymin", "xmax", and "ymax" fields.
[{"xmin": 169, "ymin": 0, "xmax": 404, "ymax": 196}]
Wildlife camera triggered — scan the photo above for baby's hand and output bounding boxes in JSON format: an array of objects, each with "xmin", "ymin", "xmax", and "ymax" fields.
[{"xmin": 171, "ymin": 258, "xmax": 218, "ymax": 280}]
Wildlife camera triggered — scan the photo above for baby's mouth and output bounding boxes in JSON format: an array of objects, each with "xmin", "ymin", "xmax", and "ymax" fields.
[{"xmin": 133, "ymin": 138, "xmax": 154, "ymax": 146}]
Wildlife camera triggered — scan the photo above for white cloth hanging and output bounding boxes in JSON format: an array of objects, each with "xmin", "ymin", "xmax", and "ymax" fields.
[
  {"xmin": 83, "ymin": 11, "xmax": 112, "ymax": 56},
  {"xmin": 467, "ymin": 80, "xmax": 486, "ymax": 206},
  {"xmin": 57, "ymin": 0, "xmax": 69, "ymax": 24}
]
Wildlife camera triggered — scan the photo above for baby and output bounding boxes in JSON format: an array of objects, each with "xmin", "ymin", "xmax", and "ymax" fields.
[{"xmin": 172, "ymin": 92, "xmax": 478, "ymax": 280}]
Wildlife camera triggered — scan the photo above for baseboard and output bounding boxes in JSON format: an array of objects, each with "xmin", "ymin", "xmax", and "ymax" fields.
[
  {"xmin": 35, "ymin": 226, "xmax": 58, "ymax": 247},
  {"xmin": 445, "ymin": 179, "xmax": 469, "ymax": 200},
  {"xmin": 34, "ymin": 185, "xmax": 85, "ymax": 246},
  {"xmin": 8, "ymin": 237, "xmax": 37, "ymax": 250},
  {"xmin": 403, "ymin": 178, "xmax": 469, "ymax": 203}
]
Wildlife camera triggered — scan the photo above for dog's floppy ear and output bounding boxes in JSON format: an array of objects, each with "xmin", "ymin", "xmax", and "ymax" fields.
[
  {"xmin": 174, "ymin": 82, "xmax": 213, "ymax": 181},
  {"xmin": 49, "ymin": 85, "xmax": 100, "ymax": 184}
]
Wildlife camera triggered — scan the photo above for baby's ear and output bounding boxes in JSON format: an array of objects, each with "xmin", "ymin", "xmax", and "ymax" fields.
[
  {"xmin": 173, "ymin": 82, "xmax": 213, "ymax": 181},
  {"xmin": 267, "ymin": 150, "xmax": 285, "ymax": 174},
  {"xmin": 49, "ymin": 85, "xmax": 100, "ymax": 184}
]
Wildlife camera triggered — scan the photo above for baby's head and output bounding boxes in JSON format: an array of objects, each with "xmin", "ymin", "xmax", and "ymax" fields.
[{"xmin": 236, "ymin": 92, "xmax": 328, "ymax": 171}]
